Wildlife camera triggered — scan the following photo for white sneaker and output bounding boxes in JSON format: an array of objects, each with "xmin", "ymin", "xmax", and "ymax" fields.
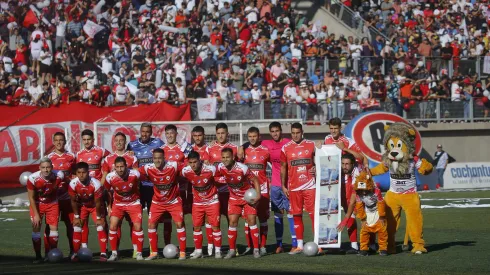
[
  {"xmin": 190, "ymin": 250, "xmax": 203, "ymax": 259},
  {"xmin": 253, "ymin": 248, "xmax": 261, "ymax": 258},
  {"xmin": 215, "ymin": 251, "xmax": 223, "ymax": 259},
  {"xmin": 145, "ymin": 252, "xmax": 158, "ymax": 261},
  {"xmin": 207, "ymin": 245, "xmax": 214, "ymax": 256},
  {"xmin": 190, "ymin": 250, "xmax": 197, "ymax": 257},
  {"xmin": 135, "ymin": 252, "xmax": 144, "ymax": 261},
  {"xmin": 224, "ymin": 250, "xmax": 236, "ymax": 259},
  {"xmin": 242, "ymin": 247, "xmax": 252, "ymax": 255},
  {"xmin": 260, "ymin": 247, "xmax": 267, "ymax": 256},
  {"xmin": 107, "ymin": 253, "xmax": 118, "ymax": 262}
]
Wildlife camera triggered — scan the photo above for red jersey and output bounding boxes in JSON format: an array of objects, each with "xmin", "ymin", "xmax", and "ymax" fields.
[
  {"xmin": 324, "ymin": 134, "xmax": 361, "ymax": 154},
  {"xmin": 160, "ymin": 141, "xmax": 193, "ymax": 164},
  {"xmin": 243, "ymin": 145, "xmax": 270, "ymax": 195},
  {"xmin": 27, "ymin": 171, "xmax": 64, "ymax": 204},
  {"xmin": 139, "ymin": 162, "xmax": 180, "ymax": 205},
  {"xmin": 192, "ymin": 143, "xmax": 209, "ymax": 162},
  {"xmin": 206, "ymin": 142, "xmax": 238, "ymax": 191},
  {"xmin": 104, "ymin": 170, "xmax": 140, "ymax": 206},
  {"xmin": 217, "ymin": 162, "xmax": 255, "ymax": 200},
  {"xmin": 68, "ymin": 177, "xmax": 104, "ymax": 208},
  {"xmin": 76, "ymin": 146, "xmax": 110, "ymax": 181},
  {"xmin": 280, "ymin": 139, "xmax": 316, "ymax": 191},
  {"xmin": 101, "ymin": 151, "xmax": 139, "ymax": 173},
  {"xmin": 47, "ymin": 151, "xmax": 76, "ymax": 200},
  {"xmin": 181, "ymin": 164, "xmax": 218, "ymax": 205}
]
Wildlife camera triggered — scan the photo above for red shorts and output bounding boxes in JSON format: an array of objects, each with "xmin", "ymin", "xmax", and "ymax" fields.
[
  {"xmin": 80, "ymin": 205, "xmax": 105, "ymax": 222},
  {"xmin": 110, "ymin": 203, "xmax": 142, "ymax": 224},
  {"xmin": 218, "ymin": 192, "xmax": 229, "ymax": 216},
  {"xmin": 30, "ymin": 202, "xmax": 59, "ymax": 227},
  {"xmin": 58, "ymin": 199, "xmax": 74, "ymax": 223},
  {"xmin": 289, "ymin": 189, "xmax": 316, "ymax": 215},
  {"xmin": 341, "ymin": 182, "xmax": 354, "ymax": 210},
  {"xmin": 192, "ymin": 202, "xmax": 220, "ymax": 227},
  {"xmin": 257, "ymin": 195, "xmax": 271, "ymax": 221},
  {"xmin": 149, "ymin": 200, "xmax": 184, "ymax": 224},
  {"xmin": 228, "ymin": 198, "xmax": 257, "ymax": 216}
]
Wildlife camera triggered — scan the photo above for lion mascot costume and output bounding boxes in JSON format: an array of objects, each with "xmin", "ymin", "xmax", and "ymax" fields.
[{"xmin": 370, "ymin": 122, "xmax": 433, "ymax": 254}]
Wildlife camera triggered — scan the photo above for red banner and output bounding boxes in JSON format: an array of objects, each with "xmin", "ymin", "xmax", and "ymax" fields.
[{"xmin": 0, "ymin": 102, "xmax": 191, "ymax": 187}]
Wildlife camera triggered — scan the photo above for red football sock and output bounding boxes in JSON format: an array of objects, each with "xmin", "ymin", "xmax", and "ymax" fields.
[
  {"xmin": 82, "ymin": 221, "xmax": 89, "ymax": 246},
  {"xmin": 109, "ymin": 230, "xmax": 119, "ymax": 252},
  {"xmin": 148, "ymin": 229, "xmax": 158, "ymax": 253},
  {"xmin": 163, "ymin": 220, "xmax": 172, "ymax": 245},
  {"xmin": 48, "ymin": 231, "xmax": 59, "ymax": 249},
  {"xmin": 32, "ymin": 232, "xmax": 42, "ymax": 256},
  {"xmin": 116, "ymin": 227, "xmax": 122, "ymax": 247},
  {"xmin": 228, "ymin": 227, "xmax": 237, "ymax": 250},
  {"xmin": 249, "ymin": 224, "xmax": 259, "ymax": 249},
  {"xmin": 293, "ymin": 216, "xmax": 304, "ymax": 240},
  {"xmin": 308, "ymin": 212, "xmax": 315, "ymax": 234},
  {"xmin": 212, "ymin": 229, "xmax": 222, "ymax": 248},
  {"xmin": 44, "ymin": 226, "xmax": 50, "ymax": 254},
  {"xmin": 244, "ymin": 223, "xmax": 251, "ymax": 248},
  {"xmin": 193, "ymin": 230, "xmax": 203, "ymax": 250},
  {"xmin": 96, "ymin": 226, "xmax": 107, "ymax": 254},
  {"xmin": 132, "ymin": 230, "xmax": 144, "ymax": 253},
  {"xmin": 73, "ymin": 226, "xmax": 82, "ymax": 253},
  {"xmin": 177, "ymin": 227, "xmax": 186, "ymax": 253},
  {"xmin": 260, "ymin": 222, "xmax": 268, "ymax": 248},
  {"xmin": 205, "ymin": 223, "xmax": 214, "ymax": 246}
]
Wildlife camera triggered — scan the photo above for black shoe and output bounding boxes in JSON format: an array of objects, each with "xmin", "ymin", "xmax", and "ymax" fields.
[
  {"xmin": 379, "ymin": 250, "xmax": 388, "ymax": 256},
  {"xmin": 358, "ymin": 250, "xmax": 368, "ymax": 256},
  {"xmin": 346, "ymin": 248, "xmax": 359, "ymax": 255},
  {"xmin": 33, "ymin": 256, "xmax": 44, "ymax": 264}
]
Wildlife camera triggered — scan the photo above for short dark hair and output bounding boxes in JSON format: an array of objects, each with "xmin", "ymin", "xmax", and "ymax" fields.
[
  {"xmin": 81, "ymin": 129, "xmax": 94, "ymax": 138},
  {"xmin": 165, "ymin": 124, "xmax": 177, "ymax": 132},
  {"xmin": 269, "ymin": 121, "xmax": 282, "ymax": 131},
  {"xmin": 341, "ymin": 153, "xmax": 356, "ymax": 164},
  {"xmin": 153, "ymin": 148, "xmax": 165, "ymax": 155},
  {"xmin": 114, "ymin": 156, "xmax": 127, "ymax": 166},
  {"xmin": 76, "ymin": 162, "xmax": 89, "ymax": 171},
  {"xmin": 247, "ymin": 127, "xmax": 260, "ymax": 135},
  {"xmin": 291, "ymin": 122, "xmax": 303, "ymax": 131},
  {"xmin": 192, "ymin": 126, "xmax": 205, "ymax": 134},
  {"xmin": 114, "ymin": 132, "xmax": 126, "ymax": 140},
  {"xmin": 187, "ymin": 151, "xmax": 201, "ymax": 160},
  {"xmin": 221, "ymin": 147, "xmax": 233, "ymax": 155},
  {"xmin": 329, "ymin": 117, "xmax": 342, "ymax": 127},
  {"xmin": 140, "ymin": 122, "xmax": 152, "ymax": 132},
  {"xmin": 216, "ymin": 123, "xmax": 228, "ymax": 132},
  {"xmin": 53, "ymin": 132, "xmax": 66, "ymax": 141}
]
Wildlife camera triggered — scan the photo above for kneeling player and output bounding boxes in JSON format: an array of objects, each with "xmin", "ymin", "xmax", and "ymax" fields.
[
  {"xmin": 182, "ymin": 151, "xmax": 223, "ymax": 259},
  {"xmin": 104, "ymin": 157, "xmax": 144, "ymax": 261},
  {"xmin": 140, "ymin": 149, "xmax": 187, "ymax": 261},
  {"xmin": 69, "ymin": 162, "xmax": 108, "ymax": 261},
  {"xmin": 27, "ymin": 157, "xmax": 63, "ymax": 263},
  {"xmin": 218, "ymin": 148, "xmax": 261, "ymax": 259}
]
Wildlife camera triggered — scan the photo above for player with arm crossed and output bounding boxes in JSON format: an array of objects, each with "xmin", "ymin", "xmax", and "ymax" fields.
[
  {"xmin": 104, "ymin": 157, "xmax": 144, "ymax": 261},
  {"xmin": 281, "ymin": 123, "xmax": 317, "ymax": 255},
  {"xmin": 218, "ymin": 148, "xmax": 262, "ymax": 259},
  {"xmin": 140, "ymin": 149, "xmax": 187, "ymax": 261},
  {"xmin": 182, "ymin": 151, "xmax": 223, "ymax": 259},
  {"xmin": 69, "ymin": 162, "xmax": 108, "ymax": 262}
]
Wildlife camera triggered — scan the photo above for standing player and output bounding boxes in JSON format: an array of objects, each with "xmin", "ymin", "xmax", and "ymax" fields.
[
  {"xmin": 182, "ymin": 151, "xmax": 223, "ymax": 259},
  {"xmin": 218, "ymin": 148, "xmax": 262, "ymax": 259},
  {"xmin": 46, "ymin": 132, "xmax": 76, "ymax": 257},
  {"xmin": 139, "ymin": 149, "xmax": 187, "ymax": 261},
  {"xmin": 191, "ymin": 126, "xmax": 209, "ymax": 162},
  {"xmin": 76, "ymin": 129, "xmax": 110, "ymax": 249},
  {"xmin": 69, "ymin": 162, "xmax": 108, "ymax": 261},
  {"xmin": 281, "ymin": 123, "xmax": 316, "ymax": 255},
  {"xmin": 27, "ymin": 157, "xmax": 63, "ymax": 263},
  {"xmin": 242, "ymin": 127, "xmax": 270, "ymax": 256},
  {"xmin": 205, "ymin": 123, "xmax": 238, "ymax": 255},
  {"xmin": 104, "ymin": 157, "xmax": 144, "ymax": 261},
  {"xmin": 324, "ymin": 117, "xmax": 368, "ymax": 253},
  {"xmin": 101, "ymin": 132, "xmax": 139, "ymax": 256}
]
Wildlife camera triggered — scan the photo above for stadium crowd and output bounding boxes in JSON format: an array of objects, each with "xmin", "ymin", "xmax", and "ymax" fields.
[{"xmin": 0, "ymin": 0, "xmax": 488, "ymax": 121}]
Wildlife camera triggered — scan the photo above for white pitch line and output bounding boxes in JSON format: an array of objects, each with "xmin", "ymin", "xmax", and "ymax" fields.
[
  {"xmin": 420, "ymin": 198, "xmax": 489, "ymax": 201},
  {"xmin": 422, "ymin": 204, "xmax": 490, "ymax": 209}
]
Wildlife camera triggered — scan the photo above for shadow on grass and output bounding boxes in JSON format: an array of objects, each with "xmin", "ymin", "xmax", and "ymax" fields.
[{"xmin": 425, "ymin": 241, "xmax": 476, "ymax": 252}]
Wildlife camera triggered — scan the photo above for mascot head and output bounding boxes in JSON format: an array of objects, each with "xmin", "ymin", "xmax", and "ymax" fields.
[
  {"xmin": 353, "ymin": 171, "xmax": 375, "ymax": 194},
  {"xmin": 382, "ymin": 122, "xmax": 416, "ymax": 174}
]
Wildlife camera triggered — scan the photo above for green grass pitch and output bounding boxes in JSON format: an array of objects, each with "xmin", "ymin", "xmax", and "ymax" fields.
[{"xmin": 0, "ymin": 191, "xmax": 489, "ymax": 275}]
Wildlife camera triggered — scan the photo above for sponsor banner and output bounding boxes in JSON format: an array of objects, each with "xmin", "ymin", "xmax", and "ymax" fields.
[
  {"xmin": 444, "ymin": 162, "xmax": 490, "ymax": 189},
  {"xmin": 314, "ymin": 145, "xmax": 341, "ymax": 248},
  {"xmin": 0, "ymin": 102, "xmax": 191, "ymax": 186},
  {"xmin": 343, "ymin": 111, "xmax": 423, "ymax": 190}
]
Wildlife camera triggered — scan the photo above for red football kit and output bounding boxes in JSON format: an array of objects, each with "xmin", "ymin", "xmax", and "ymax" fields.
[
  {"xmin": 324, "ymin": 134, "xmax": 363, "ymax": 163},
  {"xmin": 68, "ymin": 177, "xmax": 107, "ymax": 254},
  {"xmin": 76, "ymin": 146, "xmax": 110, "ymax": 181},
  {"xmin": 27, "ymin": 171, "xmax": 64, "ymax": 227},
  {"xmin": 192, "ymin": 143, "xmax": 209, "ymax": 162},
  {"xmin": 101, "ymin": 152, "xmax": 138, "ymax": 173},
  {"xmin": 243, "ymin": 145, "xmax": 270, "ymax": 220}
]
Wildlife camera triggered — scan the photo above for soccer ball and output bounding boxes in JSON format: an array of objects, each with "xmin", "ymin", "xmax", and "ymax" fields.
[
  {"xmin": 78, "ymin": 247, "xmax": 93, "ymax": 262},
  {"xmin": 244, "ymin": 188, "xmax": 258, "ymax": 204},
  {"xmin": 14, "ymin": 198, "xmax": 23, "ymax": 207},
  {"xmin": 303, "ymin": 242, "xmax": 319, "ymax": 256},
  {"xmin": 19, "ymin": 171, "xmax": 32, "ymax": 186},
  {"xmin": 47, "ymin": 248, "xmax": 64, "ymax": 263},
  {"xmin": 163, "ymin": 244, "xmax": 178, "ymax": 259}
]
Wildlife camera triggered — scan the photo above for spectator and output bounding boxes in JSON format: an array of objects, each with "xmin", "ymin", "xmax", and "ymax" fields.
[
  {"xmin": 433, "ymin": 145, "xmax": 448, "ymax": 188},
  {"xmin": 28, "ymin": 79, "xmax": 43, "ymax": 106}
]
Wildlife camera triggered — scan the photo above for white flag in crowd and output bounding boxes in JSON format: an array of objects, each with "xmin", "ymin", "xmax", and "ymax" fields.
[
  {"xmin": 83, "ymin": 20, "xmax": 104, "ymax": 38},
  {"xmin": 196, "ymin": 98, "xmax": 217, "ymax": 119}
]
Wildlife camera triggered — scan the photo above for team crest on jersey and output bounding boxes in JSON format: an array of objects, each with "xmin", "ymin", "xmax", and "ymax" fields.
[
  {"xmin": 203, "ymin": 179, "xmax": 208, "ymax": 183},
  {"xmin": 95, "ymin": 155, "xmax": 99, "ymax": 160},
  {"xmin": 306, "ymin": 150, "xmax": 309, "ymax": 154},
  {"xmin": 237, "ymin": 176, "xmax": 242, "ymax": 180},
  {"xmin": 292, "ymin": 153, "xmax": 296, "ymax": 157},
  {"xmin": 129, "ymin": 183, "xmax": 133, "ymax": 188},
  {"xmin": 166, "ymin": 176, "xmax": 170, "ymax": 180}
]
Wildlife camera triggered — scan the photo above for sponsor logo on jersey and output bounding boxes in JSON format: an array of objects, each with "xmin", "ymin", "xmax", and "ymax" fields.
[
  {"xmin": 291, "ymin": 159, "xmax": 311, "ymax": 166},
  {"xmin": 246, "ymin": 163, "xmax": 264, "ymax": 170},
  {"xmin": 88, "ymin": 164, "xmax": 101, "ymax": 170},
  {"xmin": 155, "ymin": 183, "xmax": 174, "ymax": 191}
]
